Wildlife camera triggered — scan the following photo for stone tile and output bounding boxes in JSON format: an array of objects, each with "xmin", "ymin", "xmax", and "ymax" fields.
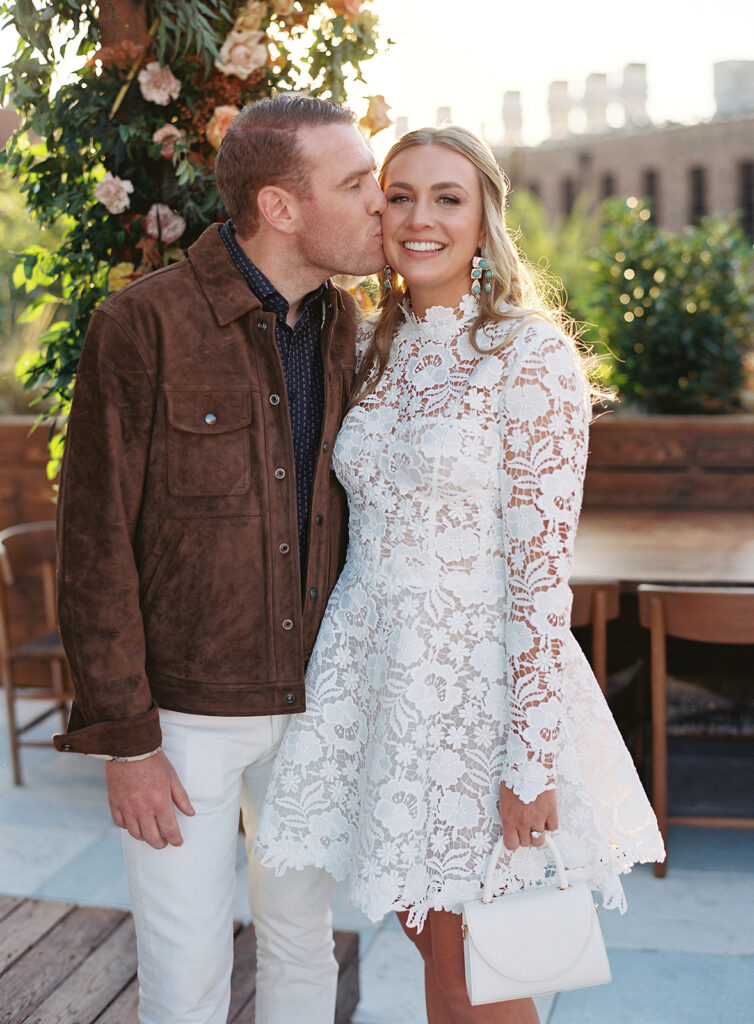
[
  {"xmin": 548, "ymin": 949, "xmax": 754, "ymax": 1024},
  {"xmin": 601, "ymin": 863, "xmax": 754, "ymax": 955},
  {"xmin": 0, "ymin": 822, "xmax": 102, "ymax": 895},
  {"xmin": 33, "ymin": 829, "xmax": 132, "ymax": 908},
  {"xmin": 349, "ymin": 926, "xmax": 425, "ymax": 1024}
]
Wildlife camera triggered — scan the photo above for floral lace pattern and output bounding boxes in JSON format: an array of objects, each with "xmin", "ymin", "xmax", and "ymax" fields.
[{"xmin": 256, "ymin": 296, "xmax": 664, "ymax": 928}]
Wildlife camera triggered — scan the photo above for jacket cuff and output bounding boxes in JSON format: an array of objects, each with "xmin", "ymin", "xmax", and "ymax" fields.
[{"xmin": 53, "ymin": 701, "xmax": 162, "ymax": 757}]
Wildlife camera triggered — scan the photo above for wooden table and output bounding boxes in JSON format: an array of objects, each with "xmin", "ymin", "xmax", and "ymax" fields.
[
  {"xmin": 0, "ymin": 896, "xmax": 359, "ymax": 1024},
  {"xmin": 573, "ymin": 509, "xmax": 754, "ymax": 588}
]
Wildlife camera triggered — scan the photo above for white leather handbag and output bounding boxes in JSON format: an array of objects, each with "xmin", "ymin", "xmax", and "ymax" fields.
[{"xmin": 461, "ymin": 833, "xmax": 611, "ymax": 1006}]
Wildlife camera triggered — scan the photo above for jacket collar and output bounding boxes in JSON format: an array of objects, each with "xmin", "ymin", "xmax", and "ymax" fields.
[{"xmin": 189, "ymin": 224, "xmax": 346, "ymax": 328}]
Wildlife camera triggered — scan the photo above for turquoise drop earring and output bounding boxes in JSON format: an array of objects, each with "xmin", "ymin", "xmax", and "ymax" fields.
[
  {"xmin": 471, "ymin": 247, "xmax": 492, "ymax": 295},
  {"xmin": 383, "ymin": 264, "xmax": 392, "ymax": 290}
]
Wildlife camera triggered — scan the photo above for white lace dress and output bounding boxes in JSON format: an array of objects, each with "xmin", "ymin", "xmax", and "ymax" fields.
[{"xmin": 256, "ymin": 296, "xmax": 664, "ymax": 928}]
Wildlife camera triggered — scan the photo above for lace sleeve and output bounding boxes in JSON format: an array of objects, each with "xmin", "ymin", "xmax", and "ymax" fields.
[{"xmin": 498, "ymin": 320, "xmax": 590, "ymax": 803}]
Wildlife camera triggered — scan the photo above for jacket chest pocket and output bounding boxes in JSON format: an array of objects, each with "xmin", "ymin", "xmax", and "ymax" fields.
[{"xmin": 165, "ymin": 390, "xmax": 252, "ymax": 496}]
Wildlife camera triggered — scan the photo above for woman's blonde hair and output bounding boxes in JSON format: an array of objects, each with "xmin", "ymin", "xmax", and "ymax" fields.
[{"xmin": 348, "ymin": 124, "xmax": 573, "ymax": 412}]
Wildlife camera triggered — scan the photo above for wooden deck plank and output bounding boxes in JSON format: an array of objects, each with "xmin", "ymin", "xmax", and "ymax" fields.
[
  {"xmin": 0, "ymin": 906, "xmax": 126, "ymax": 1024},
  {"xmin": 0, "ymin": 899, "xmax": 74, "ymax": 974},
  {"xmin": 0, "ymin": 900, "xmax": 360, "ymax": 1024},
  {"xmin": 21, "ymin": 916, "xmax": 137, "ymax": 1024},
  {"xmin": 0, "ymin": 896, "xmax": 24, "ymax": 924}
]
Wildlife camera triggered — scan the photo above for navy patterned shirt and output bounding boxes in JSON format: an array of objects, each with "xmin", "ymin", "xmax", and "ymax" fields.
[{"xmin": 219, "ymin": 220, "xmax": 325, "ymax": 563}]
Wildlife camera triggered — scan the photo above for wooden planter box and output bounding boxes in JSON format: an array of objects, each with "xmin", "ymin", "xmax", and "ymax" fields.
[{"xmin": 584, "ymin": 414, "xmax": 754, "ymax": 510}]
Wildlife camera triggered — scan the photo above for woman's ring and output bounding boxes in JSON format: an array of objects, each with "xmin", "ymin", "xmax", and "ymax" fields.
[{"xmin": 530, "ymin": 830, "xmax": 544, "ymax": 838}]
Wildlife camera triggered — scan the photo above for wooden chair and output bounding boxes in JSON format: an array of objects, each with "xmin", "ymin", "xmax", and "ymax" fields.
[
  {"xmin": 570, "ymin": 580, "xmax": 621, "ymax": 694},
  {"xmin": 637, "ymin": 584, "xmax": 754, "ymax": 876},
  {"xmin": 0, "ymin": 522, "xmax": 70, "ymax": 784}
]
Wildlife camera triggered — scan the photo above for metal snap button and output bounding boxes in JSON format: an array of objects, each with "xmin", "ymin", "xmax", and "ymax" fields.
[
  {"xmin": 279, "ymin": 543, "xmax": 290, "ymax": 554},
  {"xmin": 61, "ymin": 743, "xmax": 72, "ymax": 751},
  {"xmin": 270, "ymin": 394, "xmax": 280, "ymax": 406},
  {"xmin": 282, "ymin": 618, "xmax": 293, "ymax": 630},
  {"xmin": 204, "ymin": 413, "xmax": 217, "ymax": 425},
  {"xmin": 284, "ymin": 693, "xmax": 296, "ymax": 705},
  {"xmin": 322, "ymin": 442, "xmax": 329, "ymax": 452},
  {"xmin": 275, "ymin": 468, "xmax": 286, "ymax": 479},
  {"xmin": 257, "ymin": 320, "xmax": 267, "ymax": 330},
  {"xmin": 309, "ymin": 587, "xmax": 318, "ymax": 599},
  {"xmin": 315, "ymin": 514, "xmax": 323, "ymax": 525}
]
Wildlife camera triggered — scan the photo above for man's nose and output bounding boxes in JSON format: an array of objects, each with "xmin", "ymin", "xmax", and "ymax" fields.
[{"xmin": 370, "ymin": 179, "xmax": 387, "ymax": 215}]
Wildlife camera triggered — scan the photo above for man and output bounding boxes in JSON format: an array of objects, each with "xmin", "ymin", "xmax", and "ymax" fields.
[{"xmin": 53, "ymin": 95, "xmax": 386, "ymax": 1024}]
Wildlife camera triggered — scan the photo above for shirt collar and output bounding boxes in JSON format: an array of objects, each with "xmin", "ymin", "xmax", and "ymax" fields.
[{"xmin": 220, "ymin": 220, "xmax": 327, "ymax": 325}]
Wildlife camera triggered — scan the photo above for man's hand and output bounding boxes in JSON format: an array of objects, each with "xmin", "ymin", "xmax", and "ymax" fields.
[
  {"xmin": 499, "ymin": 783, "xmax": 558, "ymax": 852},
  {"xmin": 106, "ymin": 751, "xmax": 195, "ymax": 849}
]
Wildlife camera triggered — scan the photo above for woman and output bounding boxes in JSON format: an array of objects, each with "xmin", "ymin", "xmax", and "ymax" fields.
[{"xmin": 256, "ymin": 126, "xmax": 664, "ymax": 1023}]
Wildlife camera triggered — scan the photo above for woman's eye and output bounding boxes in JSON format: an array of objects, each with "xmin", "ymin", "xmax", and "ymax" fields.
[
  {"xmin": 387, "ymin": 194, "xmax": 410, "ymax": 203},
  {"xmin": 438, "ymin": 195, "xmax": 461, "ymax": 205}
]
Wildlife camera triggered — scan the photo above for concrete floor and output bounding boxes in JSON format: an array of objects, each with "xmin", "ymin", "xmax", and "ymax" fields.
[{"xmin": 1, "ymin": 703, "xmax": 753, "ymax": 1023}]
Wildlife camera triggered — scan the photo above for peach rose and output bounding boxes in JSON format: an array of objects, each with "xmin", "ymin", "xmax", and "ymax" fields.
[
  {"xmin": 272, "ymin": 0, "xmax": 297, "ymax": 14},
  {"xmin": 360, "ymin": 95, "xmax": 392, "ymax": 137},
  {"xmin": 152, "ymin": 124, "xmax": 185, "ymax": 159},
  {"xmin": 330, "ymin": 0, "xmax": 362, "ymax": 17},
  {"xmin": 235, "ymin": 1, "xmax": 268, "ymax": 30},
  {"xmin": 206, "ymin": 104, "xmax": 241, "ymax": 150},
  {"xmin": 137, "ymin": 61, "xmax": 181, "ymax": 105},
  {"xmin": 215, "ymin": 28, "xmax": 268, "ymax": 80},
  {"xmin": 94, "ymin": 172, "xmax": 134, "ymax": 214},
  {"xmin": 144, "ymin": 203, "xmax": 186, "ymax": 245}
]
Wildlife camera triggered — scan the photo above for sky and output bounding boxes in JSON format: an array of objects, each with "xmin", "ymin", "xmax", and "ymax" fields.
[{"xmin": 354, "ymin": 0, "xmax": 754, "ymax": 153}]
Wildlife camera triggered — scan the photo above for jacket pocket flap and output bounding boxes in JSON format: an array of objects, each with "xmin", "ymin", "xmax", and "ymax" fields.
[
  {"xmin": 463, "ymin": 881, "xmax": 595, "ymax": 982},
  {"xmin": 165, "ymin": 390, "xmax": 252, "ymax": 435}
]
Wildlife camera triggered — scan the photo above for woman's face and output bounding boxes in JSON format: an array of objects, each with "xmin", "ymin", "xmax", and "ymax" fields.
[{"xmin": 381, "ymin": 144, "xmax": 485, "ymax": 313}]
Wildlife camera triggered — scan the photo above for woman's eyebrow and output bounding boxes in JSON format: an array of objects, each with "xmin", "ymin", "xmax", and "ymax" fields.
[{"xmin": 384, "ymin": 180, "xmax": 469, "ymax": 194}]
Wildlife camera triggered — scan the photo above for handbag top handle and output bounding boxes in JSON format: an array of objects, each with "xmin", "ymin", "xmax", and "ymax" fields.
[{"xmin": 482, "ymin": 834, "xmax": 569, "ymax": 904}]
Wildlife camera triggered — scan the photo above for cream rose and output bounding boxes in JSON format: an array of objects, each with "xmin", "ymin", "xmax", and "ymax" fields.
[
  {"xmin": 144, "ymin": 203, "xmax": 186, "ymax": 245},
  {"xmin": 94, "ymin": 172, "xmax": 134, "ymax": 214},
  {"xmin": 236, "ymin": 0, "xmax": 268, "ymax": 28},
  {"xmin": 215, "ymin": 28, "xmax": 268, "ymax": 79},
  {"xmin": 272, "ymin": 0, "xmax": 297, "ymax": 14},
  {"xmin": 137, "ymin": 61, "xmax": 181, "ymax": 105},
  {"xmin": 205, "ymin": 104, "xmax": 241, "ymax": 150},
  {"xmin": 107, "ymin": 262, "xmax": 142, "ymax": 292},
  {"xmin": 152, "ymin": 124, "xmax": 185, "ymax": 159},
  {"xmin": 360, "ymin": 95, "xmax": 392, "ymax": 137},
  {"xmin": 330, "ymin": 0, "xmax": 362, "ymax": 18}
]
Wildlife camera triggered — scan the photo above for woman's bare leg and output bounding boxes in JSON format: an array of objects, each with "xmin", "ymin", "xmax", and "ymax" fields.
[{"xmin": 397, "ymin": 909, "xmax": 540, "ymax": 1024}]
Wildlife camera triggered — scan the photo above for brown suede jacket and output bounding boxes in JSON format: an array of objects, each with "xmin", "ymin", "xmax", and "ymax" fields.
[{"xmin": 53, "ymin": 226, "xmax": 357, "ymax": 757}]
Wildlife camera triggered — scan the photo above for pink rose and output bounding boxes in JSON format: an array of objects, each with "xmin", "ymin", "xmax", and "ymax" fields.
[
  {"xmin": 94, "ymin": 172, "xmax": 134, "ymax": 214},
  {"xmin": 138, "ymin": 61, "xmax": 181, "ymax": 106},
  {"xmin": 152, "ymin": 124, "xmax": 185, "ymax": 159},
  {"xmin": 330, "ymin": 0, "xmax": 362, "ymax": 18},
  {"xmin": 206, "ymin": 104, "xmax": 241, "ymax": 151},
  {"xmin": 144, "ymin": 203, "xmax": 186, "ymax": 245},
  {"xmin": 360, "ymin": 95, "xmax": 392, "ymax": 137},
  {"xmin": 215, "ymin": 29, "xmax": 268, "ymax": 80}
]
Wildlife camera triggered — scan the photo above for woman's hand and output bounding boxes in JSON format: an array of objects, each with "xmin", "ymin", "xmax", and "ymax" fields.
[{"xmin": 499, "ymin": 783, "xmax": 558, "ymax": 851}]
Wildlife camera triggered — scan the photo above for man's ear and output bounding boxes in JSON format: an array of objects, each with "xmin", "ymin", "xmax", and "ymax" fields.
[{"xmin": 257, "ymin": 184, "xmax": 300, "ymax": 235}]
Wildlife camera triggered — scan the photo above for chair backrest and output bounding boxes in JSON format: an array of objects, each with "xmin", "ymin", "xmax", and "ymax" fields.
[
  {"xmin": 0, "ymin": 522, "xmax": 57, "ymax": 586},
  {"xmin": 637, "ymin": 584, "xmax": 754, "ymax": 645},
  {"xmin": 570, "ymin": 581, "xmax": 620, "ymax": 629}
]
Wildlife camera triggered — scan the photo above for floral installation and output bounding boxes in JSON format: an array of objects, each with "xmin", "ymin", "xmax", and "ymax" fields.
[{"xmin": 0, "ymin": 0, "xmax": 390, "ymax": 465}]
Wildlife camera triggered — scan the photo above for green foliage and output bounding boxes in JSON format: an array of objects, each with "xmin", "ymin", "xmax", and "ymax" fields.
[
  {"xmin": 589, "ymin": 199, "xmax": 754, "ymax": 413},
  {"xmin": 507, "ymin": 188, "xmax": 601, "ymax": 333},
  {"xmin": 0, "ymin": 0, "xmax": 381, "ymax": 445}
]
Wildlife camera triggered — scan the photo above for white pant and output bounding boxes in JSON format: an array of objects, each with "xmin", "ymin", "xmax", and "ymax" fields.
[{"xmin": 122, "ymin": 710, "xmax": 338, "ymax": 1024}]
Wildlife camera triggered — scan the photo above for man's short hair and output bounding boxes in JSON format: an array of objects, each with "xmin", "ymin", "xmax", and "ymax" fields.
[{"xmin": 215, "ymin": 94, "xmax": 356, "ymax": 236}]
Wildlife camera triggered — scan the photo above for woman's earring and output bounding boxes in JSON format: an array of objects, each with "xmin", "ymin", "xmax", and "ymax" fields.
[
  {"xmin": 383, "ymin": 264, "xmax": 392, "ymax": 290},
  {"xmin": 471, "ymin": 247, "xmax": 492, "ymax": 295}
]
